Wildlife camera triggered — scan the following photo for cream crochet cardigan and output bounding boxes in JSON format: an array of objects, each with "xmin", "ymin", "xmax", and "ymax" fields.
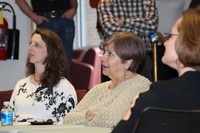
[{"xmin": 63, "ymin": 74, "xmax": 151, "ymax": 128}]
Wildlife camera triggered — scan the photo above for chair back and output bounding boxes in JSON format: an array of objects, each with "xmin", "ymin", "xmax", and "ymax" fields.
[
  {"xmin": 72, "ymin": 49, "xmax": 88, "ymax": 61},
  {"xmin": 82, "ymin": 47, "xmax": 103, "ymax": 89},
  {"xmin": 133, "ymin": 107, "xmax": 200, "ymax": 133},
  {"xmin": 0, "ymin": 90, "xmax": 13, "ymax": 110},
  {"xmin": 70, "ymin": 47, "xmax": 102, "ymax": 102}
]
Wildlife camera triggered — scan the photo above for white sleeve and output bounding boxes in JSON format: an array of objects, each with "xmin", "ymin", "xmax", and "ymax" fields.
[
  {"xmin": 9, "ymin": 79, "xmax": 23, "ymax": 121},
  {"xmin": 54, "ymin": 78, "xmax": 77, "ymax": 123}
]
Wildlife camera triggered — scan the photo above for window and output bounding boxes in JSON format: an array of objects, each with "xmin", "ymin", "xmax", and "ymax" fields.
[{"xmin": 75, "ymin": 0, "xmax": 100, "ymax": 49}]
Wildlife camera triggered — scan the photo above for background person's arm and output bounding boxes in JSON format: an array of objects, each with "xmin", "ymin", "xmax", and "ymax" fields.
[
  {"xmin": 15, "ymin": 0, "xmax": 49, "ymax": 24},
  {"xmin": 98, "ymin": 0, "xmax": 158, "ymax": 37},
  {"xmin": 62, "ymin": 0, "xmax": 78, "ymax": 19}
]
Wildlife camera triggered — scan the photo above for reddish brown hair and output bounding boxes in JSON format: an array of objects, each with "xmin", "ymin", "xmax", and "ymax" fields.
[
  {"xmin": 176, "ymin": 9, "xmax": 200, "ymax": 70},
  {"xmin": 26, "ymin": 28, "xmax": 69, "ymax": 88}
]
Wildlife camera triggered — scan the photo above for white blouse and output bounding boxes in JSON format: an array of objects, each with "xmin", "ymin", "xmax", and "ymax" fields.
[{"xmin": 9, "ymin": 75, "xmax": 77, "ymax": 123}]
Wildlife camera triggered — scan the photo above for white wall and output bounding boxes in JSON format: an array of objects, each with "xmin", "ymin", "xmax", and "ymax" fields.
[
  {"xmin": 78, "ymin": 0, "xmax": 100, "ymax": 48},
  {"xmin": 0, "ymin": 0, "xmax": 31, "ymax": 91}
]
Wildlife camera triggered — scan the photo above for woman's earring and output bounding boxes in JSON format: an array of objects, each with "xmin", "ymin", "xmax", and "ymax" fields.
[{"xmin": 125, "ymin": 72, "xmax": 128, "ymax": 75}]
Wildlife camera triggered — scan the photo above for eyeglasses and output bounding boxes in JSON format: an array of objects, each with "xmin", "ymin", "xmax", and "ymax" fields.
[{"xmin": 164, "ymin": 33, "xmax": 178, "ymax": 40}]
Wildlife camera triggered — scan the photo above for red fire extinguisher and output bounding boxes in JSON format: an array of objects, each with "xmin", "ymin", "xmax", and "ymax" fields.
[
  {"xmin": 0, "ymin": 2, "xmax": 20, "ymax": 60},
  {"xmin": 0, "ymin": 15, "xmax": 9, "ymax": 60}
]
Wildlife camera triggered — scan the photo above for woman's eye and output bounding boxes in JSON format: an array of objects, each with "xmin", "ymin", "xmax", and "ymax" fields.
[
  {"xmin": 35, "ymin": 43, "xmax": 40, "ymax": 47},
  {"xmin": 109, "ymin": 52, "xmax": 113, "ymax": 56}
]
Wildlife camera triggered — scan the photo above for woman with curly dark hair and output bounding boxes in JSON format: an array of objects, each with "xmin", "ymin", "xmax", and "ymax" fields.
[{"xmin": 9, "ymin": 28, "xmax": 77, "ymax": 123}]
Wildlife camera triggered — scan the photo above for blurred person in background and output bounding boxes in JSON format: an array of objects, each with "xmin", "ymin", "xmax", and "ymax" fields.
[
  {"xmin": 15, "ymin": 0, "xmax": 78, "ymax": 69},
  {"xmin": 98, "ymin": 0, "xmax": 158, "ymax": 82}
]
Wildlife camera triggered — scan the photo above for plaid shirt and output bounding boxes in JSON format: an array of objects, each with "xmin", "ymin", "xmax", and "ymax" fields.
[{"xmin": 98, "ymin": 0, "xmax": 158, "ymax": 50}]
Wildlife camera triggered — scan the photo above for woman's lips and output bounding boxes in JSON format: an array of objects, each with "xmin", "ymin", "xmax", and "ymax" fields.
[
  {"xmin": 102, "ymin": 64, "xmax": 109, "ymax": 69},
  {"xmin": 29, "ymin": 53, "xmax": 34, "ymax": 57}
]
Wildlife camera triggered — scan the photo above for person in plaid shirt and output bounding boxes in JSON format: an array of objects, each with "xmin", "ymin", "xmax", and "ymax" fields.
[
  {"xmin": 98, "ymin": 0, "xmax": 158, "ymax": 82},
  {"xmin": 98, "ymin": 0, "xmax": 158, "ymax": 51}
]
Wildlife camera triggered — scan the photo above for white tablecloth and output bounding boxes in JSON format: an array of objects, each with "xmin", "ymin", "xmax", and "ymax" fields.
[{"xmin": 0, "ymin": 123, "xmax": 112, "ymax": 133}]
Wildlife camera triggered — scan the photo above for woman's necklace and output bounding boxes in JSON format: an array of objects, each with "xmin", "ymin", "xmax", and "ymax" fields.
[{"xmin": 33, "ymin": 74, "xmax": 40, "ymax": 83}]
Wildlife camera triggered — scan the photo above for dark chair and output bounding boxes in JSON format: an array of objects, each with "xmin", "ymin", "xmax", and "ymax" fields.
[
  {"xmin": 70, "ymin": 47, "xmax": 103, "ymax": 103},
  {"xmin": 81, "ymin": 47, "xmax": 103, "ymax": 88},
  {"xmin": 0, "ymin": 90, "xmax": 13, "ymax": 110},
  {"xmin": 133, "ymin": 107, "xmax": 200, "ymax": 133},
  {"xmin": 72, "ymin": 48, "xmax": 88, "ymax": 61}
]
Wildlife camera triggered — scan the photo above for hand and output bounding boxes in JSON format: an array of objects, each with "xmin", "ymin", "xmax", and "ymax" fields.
[
  {"xmin": 62, "ymin": 8, "xmax": 76, "ymax": 19},
  {"xmin": 122, "ymin": 101, "xmax": 135, "ymax": 121},
  {"xmin": 115, "ymin": 19, "xmax": 123, "ymax": 24},
  {"xmin": 32, "ymin": 14, "xmax": 49, "ymax": 25},
  {"xmin": 86, "ymin": 111, "xmax": 97, "ymax": 121}
]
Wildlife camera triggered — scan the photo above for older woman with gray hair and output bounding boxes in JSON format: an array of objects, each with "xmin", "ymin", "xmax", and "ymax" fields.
[{"xmin": 62, "ymin": 31, "xmax": 151, "ymax": 128}]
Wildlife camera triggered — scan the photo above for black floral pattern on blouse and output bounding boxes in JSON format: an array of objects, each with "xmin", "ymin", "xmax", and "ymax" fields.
[
  {"xmin": 15, "ymin": 82, "xmax": 76, "ymax": 122},
  {"xmin": 52, "ymin": 95, "xmax": 75, "ymax": 122},
  {"xmin": 17, "ymin": 83, "xmax": 27, "ymax": 95},
  {"xmin": 12, "ymin": 83, "xmax": 28, "ymax": 112}
]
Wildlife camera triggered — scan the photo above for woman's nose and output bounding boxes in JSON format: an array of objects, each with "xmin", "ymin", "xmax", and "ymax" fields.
[
  {"xmin": 28, "ymin": 44, "xmax": 32, "ymax": 51},
  {"xmin": 163, "ymin": 41, "xmax": 167, "ymax": 47},
  {"xmin": 101, "ymin": 54, "xmax": 106, "ymax": 61}
]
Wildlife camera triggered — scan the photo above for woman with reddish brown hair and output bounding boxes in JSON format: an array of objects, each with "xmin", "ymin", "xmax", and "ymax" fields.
[
  {"xmin": 112, "ymin": 9, "xmax": 200, "ymax": 133},
  {"xmin": 9, "ymin": 28, "xmax": 77, "ymax": 124}
]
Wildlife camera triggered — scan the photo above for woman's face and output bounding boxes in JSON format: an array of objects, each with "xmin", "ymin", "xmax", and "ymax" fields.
[
  {"xmin": 162, "ymin": 19, "xmax": 180, "ymax": 69},
  {"xmin": 28, "ymin": 34, "xmax": 48, "ymax": 65},
  {"xmin": 101, "ymin": 43, "xmax": 127, "ymax": 79}
]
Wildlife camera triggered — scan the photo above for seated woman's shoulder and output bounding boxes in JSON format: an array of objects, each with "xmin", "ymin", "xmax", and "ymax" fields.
[
  {"xmin": 135, "ymin": 74, "xmax": 152, "ymax": 84},
  {"xmin": 57, "ymin": 77, "xmax": 75, "ymax": 89}
]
